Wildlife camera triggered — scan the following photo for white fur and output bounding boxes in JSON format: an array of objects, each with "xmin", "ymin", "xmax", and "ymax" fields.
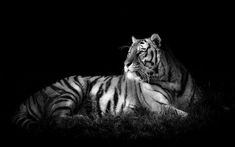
[{"xmin": 125, "ymin": 71, "xmax": 141, "ymax": 81}]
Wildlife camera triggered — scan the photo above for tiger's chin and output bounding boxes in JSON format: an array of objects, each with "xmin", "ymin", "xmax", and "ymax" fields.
[{"xmin": 125, "ymin": 71, "xmax": 142, "ymax": 81}]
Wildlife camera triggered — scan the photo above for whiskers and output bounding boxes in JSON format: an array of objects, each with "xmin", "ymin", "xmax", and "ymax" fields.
[
  {"xmin": 124, "ymin": 63, "xmax": 153, "ymax": 83},
  {"xmin": 119, "ymin": 45, "xmax": 130, "ymax": 50},
  {"xmin": 131, "ymin": 64, "xmax": 140, "ymax": 71},
  {"xmin": 136, "ymin": 70, "xmax": 151, "ymax": 83}
]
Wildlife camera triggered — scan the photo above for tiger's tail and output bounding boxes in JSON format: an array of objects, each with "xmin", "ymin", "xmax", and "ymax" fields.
[{"xmin": 12, "ymin": 91, "xmax": 46, "ymax": 129}]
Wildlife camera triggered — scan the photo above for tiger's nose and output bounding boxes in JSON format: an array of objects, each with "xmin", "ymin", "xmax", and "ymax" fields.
[{"xmin": 124, "ymin": 61, "xmax": 132, "ymax": 72}]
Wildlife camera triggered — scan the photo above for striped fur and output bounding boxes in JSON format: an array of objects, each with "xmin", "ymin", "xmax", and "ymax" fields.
[{"xmin": 13, "ymin": 33, "xmax": 200, "ymax": 129}]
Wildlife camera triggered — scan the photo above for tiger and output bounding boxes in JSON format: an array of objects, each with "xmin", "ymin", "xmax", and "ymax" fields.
[{"xmin": 13, "ymin": 33, "xmax": 200, "ymax": 129}]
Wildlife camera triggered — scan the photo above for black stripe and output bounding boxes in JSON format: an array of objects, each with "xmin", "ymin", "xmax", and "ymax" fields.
[
  {"xmin": 145, "ymin": 50, "xmax": 155, "ymax": 66},
  {"xmin": 26, "ymin": 98, "xmax": 39, "ymax": 120},
  {"xmin": 105, "ymin": 100, "xmax": 111, "ymax": 114},
  {"xmin": 113, "ymin": 88, "xmax": 119, "ymax": 112},
  {"xmin": 164, "ymin": 88, "xmax": 174, "ymax": 102},
  {"xmin": 54, "ymin": 99, "xmax": 70, "ymax": 105},
  {"xmin": 134, "ymin": 81, "xmax": 140, "ymax": 103},
  {"xmin": 117, "ymin": 76, "xmax": 122, "ymax": 95},
  {"xmin": 62, "ymin": 79, "xmax": 80, "ymax": 105},
  {"xmin": 123, "ymin": 81, "xmax": 128, "ymax": 109},
  {"xmin": 74, "ymin": 76, "xmax": 84, "ymax": 94},
  {"xmin": 152, "ymin": 100, "xmax": 168, "ymax": 105},
  {"xmin": 58, "ymin": 95, "xmax": 76, "ymax": 103},
  {"xmin": 32, "ymin": 93, "xmax": 43, "ymax": 117},
  {"xmin": 50, "ymin": 84, "xmax": 67, "ymax": 94},
  {"xmin": 28, "ymin": 98, "xmax": 39, "ymax": 119},
  {"xmin": 90, "ymin": 77, "xmax": 101, "ymax": 87},
  {"xmin": 22, "ymin": 118, "xmax": 34, "ymax": 128},
  {"xmin": 74, "ymin": 76, "xmax": 83, "ymax": 87},
  {"xmin": 138, "ymin": 82, "xmax": 163, "ymax": 107},
  {"xmin": 120, "ymin": 103, "xmax": 124, "ymax": 114},
  {"xmin": 58, "ymin": 79, "xmax": 64, "ymax": 85},
  {"xmin": 48, "ymin": 94, "xmax": 76, "ymax": 116},
  {"xmin": 96, "ymin": 83, "xmax": 104, "ymax": 117},
  {"xmin": 144, "ymin": 51, "xmax": 148, "ymax": 57},
  {"xmin": 177, "ymin": 70, "xmax": 189, "ymax": 97},
  {"xmin": 105, "ymin": 77, "xmax": 112, "ymax": 92},
  {"xmin": 189, "ymin": 80, "xmax": 197, "ymax": 105},
  {"xmin": 17, "ymin": 117, "xmax": 27, "ymax": 126},
  {"xmin": 104, "ymin": 76, "xmax": 110, "ymax": 81},
  {"xmin": 137, "ymin": 83, "xmax": 148, "ymax": 106},
  {"xmin": 150, "ymin": 50, "xmax": 154, "ymax": 61},
  {"xmin": 51, "ymin": 106, "xmax": 72, "ymax": 115},
  {"xmin": 124, "ymin": 82, "xmax": 128, "ymax": 100},
  {"xmin": 86, "ymin": 77, "xmax": 101, "ymax": 98},
  {"xmin": 151, "ymin": 82, "xmax": 172, "ymax": 101},
  {"xmin": 51, "ymin": 84, "xmax": 78, "ymax": 104},
  {"xmin": 85, "ymin": 80, "xmax": 92, "ymax": 96},
  {"xmin": 168, "ymin": 69, "xmax": 172, "ymax": 81},
  {"xmin": 65, "ymin": 78, "xmax": 82, "ymax": 98}
]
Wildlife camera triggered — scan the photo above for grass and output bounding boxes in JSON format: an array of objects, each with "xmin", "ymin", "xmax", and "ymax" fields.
[{"xmin": 12, "ymin": 80, "xmax": 235, "ymax": 145}]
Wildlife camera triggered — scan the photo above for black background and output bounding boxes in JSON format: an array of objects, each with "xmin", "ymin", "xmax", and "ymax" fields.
[{"xmin": 1, "ymin": 1, "xmax": 234, "ymax": 145}]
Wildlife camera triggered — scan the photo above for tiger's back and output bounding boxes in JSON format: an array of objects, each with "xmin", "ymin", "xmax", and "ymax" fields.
[{"xmin": 14, "ymin": 75, "xmax": 145, "ymax": 128}]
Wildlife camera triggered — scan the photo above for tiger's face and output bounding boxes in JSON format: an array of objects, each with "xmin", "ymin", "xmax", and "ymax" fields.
[{"xmin": 124, "ymin": 34, "xmax": 162, "ymax": 82}]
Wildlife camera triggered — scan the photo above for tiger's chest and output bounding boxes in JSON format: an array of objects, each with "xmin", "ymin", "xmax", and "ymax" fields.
[{"xmin": 137, "ymin": 83, "xmax": 170, "ymax": 112}]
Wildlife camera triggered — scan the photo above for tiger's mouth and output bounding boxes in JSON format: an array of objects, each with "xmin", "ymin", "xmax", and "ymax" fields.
[
  {"xmin": 125, "ymin": 71, "xmax": 141, "ymax": 81},
  {"xmin": 124, "ymin": 65, "xmax": 140, "ymax": 80},
  {"xmin": 124, "ymin": 66, "xmax": 149, "ymax": 82},
  {"xmin": 135, "ymin": 72, "xmax": 142, "ymax": 78},
  {"xmin": 124, "ymin": 62, "xmax": 157, "ymax": 82}
]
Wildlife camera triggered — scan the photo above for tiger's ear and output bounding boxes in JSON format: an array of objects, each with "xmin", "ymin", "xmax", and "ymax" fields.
[
  {"xmin": 150, "ymin": 33, "xmax": 161, "ymax": 47},
  {"xmin": 132, "ymin": 36, "xmax": 137, "ymax": 43}
]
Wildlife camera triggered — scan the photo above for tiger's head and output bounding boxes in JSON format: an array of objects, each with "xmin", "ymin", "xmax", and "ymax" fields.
[{"xmin": 124, "ymin": 33, "xmax": 162, "ymax": 82}]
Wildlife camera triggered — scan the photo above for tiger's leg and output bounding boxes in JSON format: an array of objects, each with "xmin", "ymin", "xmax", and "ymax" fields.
[
  {"xmin": 162, "ymin": 105, "xmax": 188, "ymax": 117},
  {"xmin": 148, "ymin": 101, "xmax": 188, "ymax": 117},
  {"xmin": 144, "ymin": 92, "xmax": 188, "ymax": 117},
  {"xmin": 48, "ymin": 93, "xmax": 84, "ymax": 128}
]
